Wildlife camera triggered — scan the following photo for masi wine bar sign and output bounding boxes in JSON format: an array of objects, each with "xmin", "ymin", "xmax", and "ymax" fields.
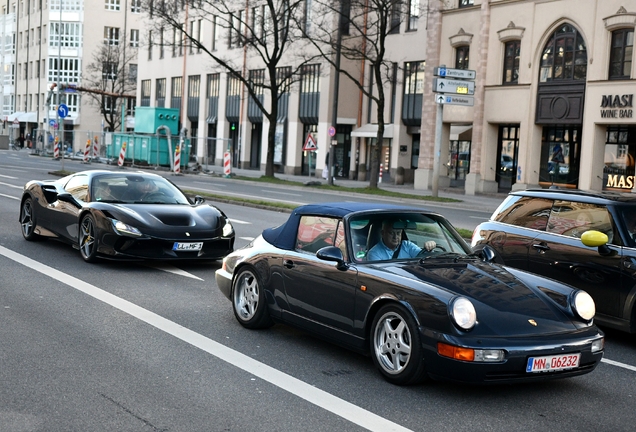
[{"xmin": 600, "ymin": 94, "xmax": 634, "ymax": 118}]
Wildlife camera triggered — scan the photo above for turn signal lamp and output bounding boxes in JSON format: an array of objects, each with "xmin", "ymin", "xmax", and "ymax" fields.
[{"xmin": 438, "ymin": 343, "xmax": 505, "ymax": 362}]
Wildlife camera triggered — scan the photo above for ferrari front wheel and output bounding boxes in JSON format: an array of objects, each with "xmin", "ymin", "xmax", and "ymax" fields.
[
  {"xmin": 20, "ymin": 197, "xmax": 41, "ymax": 241},
  {"xmin": 79, "ymin": 214, "xmax": 99, "ymax": 263},
  {"xmin": 370, "ymin": 304, "xmax": 427, "ymax": 385},
  {"xmin": 231, "ymin": 267, "xmax": 273, "ymax": 329}
]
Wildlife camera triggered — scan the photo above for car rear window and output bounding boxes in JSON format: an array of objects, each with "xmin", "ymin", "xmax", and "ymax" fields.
[{"xmin": 492, "ymin": 195, "xmax": 552, "ymax": 231}]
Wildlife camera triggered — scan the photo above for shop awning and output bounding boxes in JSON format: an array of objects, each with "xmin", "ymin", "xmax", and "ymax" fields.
[
  {"xmin": 7, "ymin": 112, "xmax": 25, "ymax": 122},
  {"xmin": 7, "ymin": 111, "xmax": 39, "ymax": 123},
  {"xmin": 351, "ymin": 123, "xmax": 394, "ymax": 139}
]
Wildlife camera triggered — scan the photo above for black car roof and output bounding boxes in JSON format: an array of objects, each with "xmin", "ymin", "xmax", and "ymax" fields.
[{"xmin": 511, "ymin": 189, "xmax": 636, "ymax": 205}]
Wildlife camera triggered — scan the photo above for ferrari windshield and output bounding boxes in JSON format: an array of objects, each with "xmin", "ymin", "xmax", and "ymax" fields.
[
  {"xmin": 91, "ymin": 173, "xmax": 191, "ymax": 204},
  {"xmin": 349, "ymin": 212, "xmax": 469, "ymax": 262}
]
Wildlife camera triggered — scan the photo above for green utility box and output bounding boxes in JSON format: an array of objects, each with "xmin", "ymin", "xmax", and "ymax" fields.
[
  {"xmin": 134, "ymin": 107, "xmax": 180, "ymax": 135},
  {"xmin": 108, "ymin": 133, "xmax": 191, "ymax": 167}
]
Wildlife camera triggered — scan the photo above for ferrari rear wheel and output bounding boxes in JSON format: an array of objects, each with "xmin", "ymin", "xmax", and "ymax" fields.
[
  {"xmin": 20, "ymin": 197, "xmax": 41, "ymax": 241},
  {"xmin": 370, "ymin": 304, "xmax": 427, "ymax": 385},
  {"xmin": 79, "ymin": 214, "xmax": 99, "ymax": 263},
  {"xmin": 232, "ymin": 267, "xmax": 273, "ymax": 329}
]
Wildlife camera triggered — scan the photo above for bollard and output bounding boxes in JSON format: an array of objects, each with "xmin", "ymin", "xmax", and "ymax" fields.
[{"xmin": 117, "ymin": 141, "xmax": 127, "ymax": 167}]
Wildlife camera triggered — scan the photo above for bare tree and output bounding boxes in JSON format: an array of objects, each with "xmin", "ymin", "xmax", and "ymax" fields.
[
  {"xmin": 143, "ymin": 0, "xmax": 316, "ymax": 178},
  {"xmin": 83, "ymin": 44, "xmax": 138, "ymax": 131},
  {"xmin": 302, "ymin": 0, "xmax": 409, "ymax": 188}
]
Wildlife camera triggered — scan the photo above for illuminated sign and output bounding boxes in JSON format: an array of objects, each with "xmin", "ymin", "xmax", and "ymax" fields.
[{"xmin": 606, "ymin": 174, "xmax": 634, "ymax": 189}]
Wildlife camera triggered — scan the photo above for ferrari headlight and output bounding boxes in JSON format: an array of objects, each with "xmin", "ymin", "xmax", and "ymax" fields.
[
  {"xmin": 450, "ymin": 297, "xmax": 477, "ymax": 330},
  {"xmin": 222, "ymin": 219, "xmax": 234, "ymax": 237},
  {"xmin": 572, "ymin": 290, "xmax": 595, "ymax": 321},
  {"xmin": 112, "ymin": 219, "xmax": 142, "ymax": 237}
]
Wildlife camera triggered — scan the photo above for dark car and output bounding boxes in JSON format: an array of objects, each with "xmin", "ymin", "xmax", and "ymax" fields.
[
  {"xmin": 216, "ymin": 202, "xmax": 604, "ymax": 385},
  {"xmin": 19, "ymin": 170, "xmax": 234, "ymax": 262},
  {"xmin": 471, "ymin": 189, "xmax": 636, "ymax": 333}
]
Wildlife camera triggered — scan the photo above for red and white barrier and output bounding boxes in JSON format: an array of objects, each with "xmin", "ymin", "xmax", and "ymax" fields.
[
  {"xmin": 379, "ymin": 164, "xmax": 383, "ymax": 183},
  {"xmin": 53, "ymin": 137, "xmax": 60, "ymax": 159},
  {"xmin": 83, "ymin": 139, "xmax": 91, "ymax": 163},
  {"xmin": 117, "ymin": 141, "xmax": 127, "ymax": 167},
  {"xmin": 93, "ymin": 136, "xmax": 99, "ymax": 159},
  {"xmin": 174, "ymin": 143, "xmax": 181, "ymax": 174},
  {"xmin": 223, "ymin": 151, "xmax": 231, "ymax": 177}
]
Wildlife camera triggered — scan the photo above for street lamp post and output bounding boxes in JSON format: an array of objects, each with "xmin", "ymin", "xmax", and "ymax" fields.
[{"xmin": 328, "ymin": 0, "xmax": 345, "ymax": 186}]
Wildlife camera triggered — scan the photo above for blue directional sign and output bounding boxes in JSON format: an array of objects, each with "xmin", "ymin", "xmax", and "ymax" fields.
[
  {"xmin": 57, "ymin": 104, "xmax": 69, "ymax": 118},
  {"xmin": 49, "ymin": 119, "xmax": 57, "ymax": 127}
]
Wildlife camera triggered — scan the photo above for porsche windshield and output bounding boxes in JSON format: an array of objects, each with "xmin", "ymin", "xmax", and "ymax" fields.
[{"xmin": 91, "ymin": 174, "xmax": 191, "ymax": 204}]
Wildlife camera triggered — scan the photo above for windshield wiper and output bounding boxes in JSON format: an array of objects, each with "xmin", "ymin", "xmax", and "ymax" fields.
[{"xmin": 419, "ymin": 252, "xmax": 474, "ymax": 263}]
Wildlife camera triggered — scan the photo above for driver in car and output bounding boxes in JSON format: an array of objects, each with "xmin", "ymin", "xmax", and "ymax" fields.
[{"xmin": 367, "ymin": 219, "xmax": 436, "ymax": 261}]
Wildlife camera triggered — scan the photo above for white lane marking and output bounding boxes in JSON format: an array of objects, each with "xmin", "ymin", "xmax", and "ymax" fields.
[
  {"xmin": 0, "ymin": 181, "xmax": 23, "ymax": 189},
  {"xmin": 602, "ymin": 358, "xmax": 636, "ymax": 372},
  {"xmin": 0, "ymin": 245, "xmax": 411, "ymax": 432},
  {"xmin": 143, "ymin": 263, "xmax": 203, "ymax": 281},
  {"xmin": 0, "ymin": 193, "xmax": 19, "ymax": 201},
  {"xmin": 191, "ymin": 187, "xmax": 305, "ymax": 206},
  {"xmin": 239, "ymin": 236, "xmax": 255, "ymax": 241},
  {"xmin": 0, "ymin": 174, "xmax": 18, "ymax": 179},
  {"xmin": 261, "ymin": 189, "xmax": 302, "ymax": 197},
  {"xmin": 229, "ymin": 218, "xmax": 250, "ymax": 225}
]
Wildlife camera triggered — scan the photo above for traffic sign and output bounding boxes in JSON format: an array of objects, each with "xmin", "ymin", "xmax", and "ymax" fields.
[
  {"xmin": 302, "ymin": 133, "xmax": 317, "ymax": 151},
  {"xmin": 57, "ymin": 104, "xmax": 69, "ymax": 118},
  {"xmin": 328, "ymin": 126, "xmax": 336, "ymax": 137},
  {"xmin": 434, "ymin": 67, "xmax": 476, "ymax": 80},
  {"xmin": 49, "ymin": 119, "xmax": 57, "ymax": 127},
  {"xmin": 435, "ymin": 94, "xmax": 475, "ymax": 107},
  {"xmin": 433, "ymin": 78, "xmax": 475, "ymax": 95}
]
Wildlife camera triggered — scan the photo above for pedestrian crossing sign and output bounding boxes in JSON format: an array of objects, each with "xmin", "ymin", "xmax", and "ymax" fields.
[{"xmin": 303, "ymin": 133, "xmax": 317, "ymax": 151}]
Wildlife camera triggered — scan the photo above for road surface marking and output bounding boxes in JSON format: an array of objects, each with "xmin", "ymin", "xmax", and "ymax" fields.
[
  {"xmin": 239, "ymin": 237, "xmax": 255, "ymax": 241},
  {"xmin": 191, "ymin": 187, "xmax": 305, "ymax": 206},
  {"xmin": 0, "ymin": 174, "xmax": 18, "ymax": 179},
  {"xmin": 0, "ymin": 181, "xmax": 24, "ymax": 189},
  {"xmin": 261, "ymin": 189, "xmax": 302, "ymax": 197},
  {"xmin": 0, "ymin": 245, "xmax": 412, "ymax": 432},
  {"xmin": 602, "ymin": 358, "xmax": 636, "ymax": 372},
  {"xmin": 143, "ymin": 263, "xmax": 203, "ymax": 281},
  {"xmin": 0, "ymin": 192, "xmax": 19, "ymax": 200},
  {"xmin": 229, "ymin": 218, "xmax": 250, "ymax": 225}
]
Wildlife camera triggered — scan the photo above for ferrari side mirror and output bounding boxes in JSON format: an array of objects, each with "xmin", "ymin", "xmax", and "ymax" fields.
[
  {"xmin": 193, "ymin": 195, "xmax": 205, "ymax": 205},
  {"xmin": 56, "ymin": 192, "xmax": 81, "ymax": 208}
]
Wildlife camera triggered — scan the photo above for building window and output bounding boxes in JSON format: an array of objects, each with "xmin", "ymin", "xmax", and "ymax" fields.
[
  {"xmin": 407, "ymin": 0, "xmax": 419, "ymax": 31},
  {"xmin": 539, "ymin": 24, "xmax": 587, "ymax": 83},
  {"xmin": 603, "ymin": 126, "xmax": 636, "ymax": 190},
  {"xmin": 105, "ymin": 0, "xmax": 120, "ymax": 11},
  {"xmin": 47, "ymin": 57, "xmax": 80, "ymax": 82},
  {"xmin": 459, "ymin": 0, "xmax": 473, "ymax": 7},
  {"xmin": 404, "ymin": 61, "xmax": 425, "ymax": 95},
  {"xmin": 130, "ymin": 29, "xmax": 139, "ymax": 47},
  {"xmin": 50, "ymin": 22, "xmax": 82, "ymax": 48},
  {"xmin": 128, "ymin": 64, "xmax": 137, "ymax": 83},
  {"xmin": 156, "ymin": 78, "xmax": 166, "ymax": 107},
  {"xmin": 609, "ymin": 28, "xmax": 633, "ymax": 80},
  {"xmin": 389, "ymin": 1, "xmax": 401, "ymax": 34},
  {"xmin": 104, "ymin": 27, "xmax": 120, "ymax": 46},
  {"xmin": 188, "ymin": 75, "xmax": 200, "ymax": 98},
  {"xmin": 503, "ymin": 40, "xmax": 520, "ymax": 84},
  {"xmin": 50, "ymin": 0, "xmax": 82, "ymax": 12},
  {"xmin": 131, "ymin": 0, "xmax": 141, "ymax": 13},
  {"xmin": 300, "ymin": 64, "xmax": 320, "ymax": 94},
  {"xmin": 148, "ymin": 30, "xmax": 153, "ymax": 60},
  {"xmin": 140, "ymin": 79, "xmax": 151, "ymax": 106},
  {"xmin": 212, "ymin": 15, "xmax": 219, "ymax": 51},
  {"xmin": 303, "ymin": 0, "xmax": 312, "ymax": 36},
  {"xmin": 102, "ymin": 62, "xmax": 117, "ymax": 80},
  {"xmin": 159, "ymin": 28, "xmax": 164, "ymax": 58},
  {"xmin": 455, "ymin": 45, "xmax": 469, "ymax": 70}
]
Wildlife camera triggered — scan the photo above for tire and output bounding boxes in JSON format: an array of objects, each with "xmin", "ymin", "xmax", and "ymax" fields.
[
  {"xmin": 231, "ymin": 267, "xmax": 273, "ymax": 329},
  {"xmin": 20, "ymin": 197, "xmax": 41, "ymax": 241},
  {"xmin": 79, "ymin": 214, "xmax": 99, "ymax": 263},
  {"xmin": 370, "ymin": 304, "xmax": 427, "ymax": 385}
]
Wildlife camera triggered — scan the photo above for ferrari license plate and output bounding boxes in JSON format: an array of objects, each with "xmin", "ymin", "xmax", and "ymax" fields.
[
  {"xmin": 173, "ymin": 242, "xmax": 203, "ymax": 251},
  {"xmin": 526, "ymin": 353, "xmax": 580, "ymax": 373}
]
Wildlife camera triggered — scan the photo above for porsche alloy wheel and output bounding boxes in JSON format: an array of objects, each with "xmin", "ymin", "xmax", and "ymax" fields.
[
  {"xmin": 371, "ymin": 304, "xmax": 427, "ymax": 385},
  {"xmin": 232, "ymin": 268, "xmax": 273, "ymax": 329},
  {"xmin": 20, "ymin": 198, "xmax": 40, "ymax": 241},
  {"xmin": 79, "ymin": 215, "xmax": 99, "ymax": 263}
]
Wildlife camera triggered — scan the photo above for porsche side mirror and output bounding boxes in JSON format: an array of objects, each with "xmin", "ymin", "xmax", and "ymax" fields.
[
  {"xmin": 56, "ymin": 192, "xmax": 81, "ymax": 208},
  {"xmin": 316, "ymin": 246, "xmax": 348, "ymax": 270},
  {"xmin": 193, "ymin": 195, "xmax": 205, "ymax": 205}
]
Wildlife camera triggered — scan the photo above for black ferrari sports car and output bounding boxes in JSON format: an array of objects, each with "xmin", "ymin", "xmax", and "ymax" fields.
[
  {"xmin": 215, "ymin": 203, "xmax": 604, "ymax": 385},
  {"xmin": 20, "ymin": 170, "xmax": 234, "ymax": 262}
]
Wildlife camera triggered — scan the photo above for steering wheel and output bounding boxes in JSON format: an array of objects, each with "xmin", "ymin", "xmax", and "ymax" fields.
[
  {"xmin": 142, "ymin": 192, "xmax": 167, "ymax": 202},
  {"xmin": 416, "ymin": 244, "xmax": 446, "ymax": 257}
]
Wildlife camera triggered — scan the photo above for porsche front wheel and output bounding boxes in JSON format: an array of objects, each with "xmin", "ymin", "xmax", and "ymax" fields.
[
  {"xmin": 231, "ymin": 267, "xmax": 273, "ymax": 329},
  {"xmin": 20, "ymin": 197, "xmax": 41, "ymax": 241},
  {"xmin": 370, "ymin": 304, "xmax": 427, "ymax": 385},
  {"xmin": 79, "ymin": 215, "xmax": 99, "ymax": 263}
]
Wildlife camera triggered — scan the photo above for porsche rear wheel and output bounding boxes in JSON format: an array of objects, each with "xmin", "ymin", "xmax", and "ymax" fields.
[
  {"xmin": 232, "ymin": 267, "xmax": 273, "ymax": 329},
  {"xmin": 370, "ymin": 304, "xmax": 427, "ymax": 385},
  {"xmin": 20, "ymin": 197, "xmax": 41, "ymax": 241},
  {"xmin": 79, "ymin": 215, "xmax": 99, "ymax": 263}
]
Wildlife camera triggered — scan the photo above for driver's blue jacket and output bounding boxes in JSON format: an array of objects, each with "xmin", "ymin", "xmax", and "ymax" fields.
[{"xmin": 367, "ymin": 240, "xmax": 421, "ymax": 261}]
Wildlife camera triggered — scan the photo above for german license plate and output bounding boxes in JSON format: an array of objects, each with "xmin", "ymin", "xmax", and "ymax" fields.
[
  {"xmin": 526, "ymin": 353, "xmax": 580, "ymax": 373},
  {"xmin": 173, "ymin": 242, "xmax": 203, "ymax": 251}
]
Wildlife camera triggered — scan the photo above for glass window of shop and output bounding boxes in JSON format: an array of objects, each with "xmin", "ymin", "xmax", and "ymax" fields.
[
  {"xmin": 301, "ymin": 123, "xmax": 318, "ymax": 176},
  {"xmin": 539, "ymin": 125, "xmax": 581, "ymax": 188},
  {"xmin": 603, "ymin": 126, "xmax": 636, "ymax": 191}
]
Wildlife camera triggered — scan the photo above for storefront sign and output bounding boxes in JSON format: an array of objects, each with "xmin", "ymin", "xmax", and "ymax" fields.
[
  {"xmin": 600, "ymin": 94, "xmax": 633, "ymax": 119},
  {"xmin": 606, "ymin": 174, "xmax": 634, "ymax": 189}
]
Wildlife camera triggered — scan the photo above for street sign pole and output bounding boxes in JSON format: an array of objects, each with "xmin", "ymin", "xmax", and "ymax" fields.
[{"xmin": 432, "ymin": 100, "xmax": 443, "ymax": 198}]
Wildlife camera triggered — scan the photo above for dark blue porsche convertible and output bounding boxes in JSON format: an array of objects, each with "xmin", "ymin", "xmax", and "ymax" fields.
[
  {"xmin": 216, "ymin": 203, "xmax": 604, "ymax": 385},
  {"xmin": 20, "ymin": 170, "xmax": 234, "ymax": 262}
]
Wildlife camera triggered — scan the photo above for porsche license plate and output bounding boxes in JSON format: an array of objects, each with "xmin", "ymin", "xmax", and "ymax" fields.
[
  {"xmin": 526, "ymin": 353, "xmax": 580, "ymax": 373},
  {"xmin": 173, "ymin": 242, "xmax": 203, "ymax": 251}
]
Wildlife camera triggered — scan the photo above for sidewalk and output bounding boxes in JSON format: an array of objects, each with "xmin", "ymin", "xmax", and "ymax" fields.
[{"xmin": 205, "ymin": 165, "xmax": 508, "ymax": 214}]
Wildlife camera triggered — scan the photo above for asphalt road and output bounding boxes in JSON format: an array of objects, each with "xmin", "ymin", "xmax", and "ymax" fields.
[{"xmin": 1, "ymin": 150, "xmax": 636, "ymax": 432}]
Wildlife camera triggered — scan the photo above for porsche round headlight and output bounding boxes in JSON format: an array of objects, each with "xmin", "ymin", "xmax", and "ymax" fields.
[
  {"xmin": 450, "ymin": 297, "xmax": 477, "ymax": 330},
  {"xmin": 573, "ymin": 290, "xmax": 595, "ymax": 321}
]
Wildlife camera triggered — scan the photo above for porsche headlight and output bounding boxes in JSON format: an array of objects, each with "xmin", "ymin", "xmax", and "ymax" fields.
[
  {"xmin": 450, "ymin": 297, "xmax": 477, "ymax": 330},
  {"xmin": 112, "ymin": 220, "xmax": 142, "ymax": 237},
  {"xmin": 222, "ymin": 219, "xmax": 234, "ymax": 237},
  {"xmin": 572, "ymin": 290, "xmax": 595, "ymax": 321}
]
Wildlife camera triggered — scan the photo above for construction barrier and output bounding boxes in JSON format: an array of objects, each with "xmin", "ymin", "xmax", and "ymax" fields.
[
  {"xmin": 379, "ymin": 164, "xmax": 383, "ymax": 183},
  {"xmin": 83, "ymin": 139, "xmax": 91, "ymax": 163},
  {"xmin": 118, "ymin": 141, "xmax": 127, "ymax": 167},
  {"xmin": 223, "ymin": 151, "xmax": 231, "ymax": 176},
  {"xmin": 174, "ymin": 143, "xmax": 181, "ymax": 174},
  {"xmin": 53, "ymin": 136, "xmax": 60, "ymax": 159},
  {"xmin": 93, "ymin": 136, "xmax": 100, "ymax": 159}
]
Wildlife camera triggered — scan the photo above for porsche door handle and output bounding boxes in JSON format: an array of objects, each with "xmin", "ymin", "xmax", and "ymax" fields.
[
  {"xmin": 532, "ymin": 243, "xmax": 550, "ymax": 252},
  {"xmin": 283, "ymin": 259, "xmax": 295, "ymax": 269}
]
